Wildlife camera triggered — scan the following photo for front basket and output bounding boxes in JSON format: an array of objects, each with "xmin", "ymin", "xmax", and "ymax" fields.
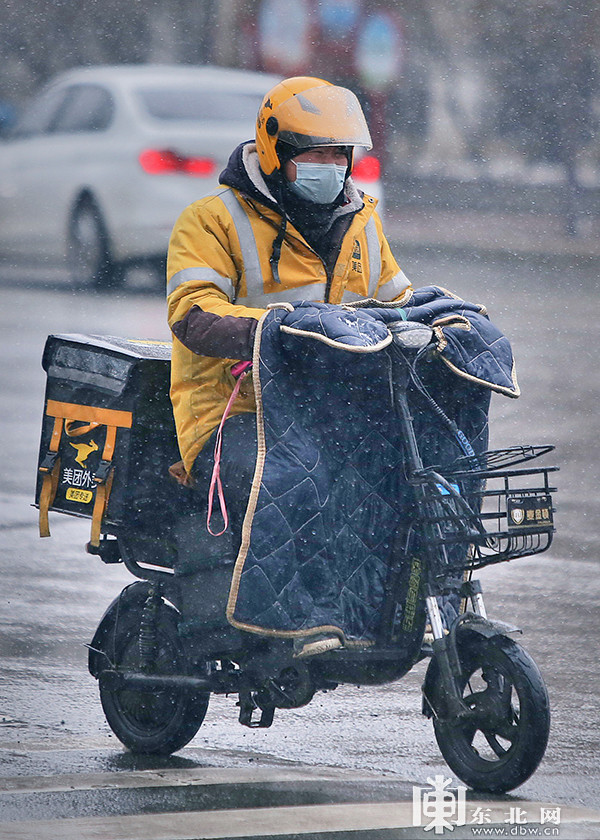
[{"xmin": 418, "ymin": 446, "xmax": 558, "ymax": 570}]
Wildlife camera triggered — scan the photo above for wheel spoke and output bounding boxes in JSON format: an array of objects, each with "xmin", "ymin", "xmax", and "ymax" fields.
[
  {"xmin": 464, "ymin": 666, "xmax": 515, "ymax": 724},
  {"xmin": 481, "ymin": 721, "xmax": 517, "ymax": 757},
  {"xmin": 492, "ymin": 706, "xmax": 520, "ymax": 743},
  {"xmin": 460, "ymin": 662, "xmax": 522, "ymax": 758}
]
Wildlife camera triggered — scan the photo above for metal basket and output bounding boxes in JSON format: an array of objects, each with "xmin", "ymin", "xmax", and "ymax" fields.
[{"xmin": 415, "ymin": 446, "xmax": 558, "ymax": 571}]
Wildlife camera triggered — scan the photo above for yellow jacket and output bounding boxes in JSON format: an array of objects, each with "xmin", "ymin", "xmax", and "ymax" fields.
[{"xmin": 167, "ymin": 145, "xmax": 411, "ymax": 472}]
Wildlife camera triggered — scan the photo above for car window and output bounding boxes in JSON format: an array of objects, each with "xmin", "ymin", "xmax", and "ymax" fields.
[
  {"xmin": 137, "ymin": 88, "xmax": 263, "ymax": 123},
  {"xmin": 50, "ymin": 84, "xmax": 114, "ymax": 133},
  {"xmin": 8, "ymin": 87, "xmax": 71, "ymax": 139}
]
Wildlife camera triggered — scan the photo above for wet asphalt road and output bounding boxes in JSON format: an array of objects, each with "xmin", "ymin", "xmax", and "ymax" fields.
[{"xmin": 0, "ymin": 250, "xmax": 599, "ymax": 836}]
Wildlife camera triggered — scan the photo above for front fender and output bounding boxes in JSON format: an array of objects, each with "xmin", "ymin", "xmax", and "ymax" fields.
[
  {"xmin": 421, "ymin": 612, "xmax": 521, "ymax": 718},
  {"xmin": 450, "ymin": 612, "xmax": 521, "ymax": 642}
]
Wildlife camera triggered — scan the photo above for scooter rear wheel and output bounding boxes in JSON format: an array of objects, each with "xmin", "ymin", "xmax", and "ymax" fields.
[
  {"xmin": 99, "ymin": 602, "xmax": 209, "ymax": 754},
  {"xmin": 431, "ymin": 633, "xmax": 549, "ymax": 793}
]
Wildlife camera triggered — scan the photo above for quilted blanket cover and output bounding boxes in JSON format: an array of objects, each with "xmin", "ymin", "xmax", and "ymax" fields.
[{"xmin": 226, "ymin": 286, "xmax": 518, "ymax": 643}]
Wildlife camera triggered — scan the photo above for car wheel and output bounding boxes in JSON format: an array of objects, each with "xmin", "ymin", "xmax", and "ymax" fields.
[{"xmin": 68, "ymin": 199, "xmax": 123, "ymax": 289}]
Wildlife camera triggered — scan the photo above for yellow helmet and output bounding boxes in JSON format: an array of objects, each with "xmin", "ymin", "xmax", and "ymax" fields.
[{"xmin": 255, "ymin": 76, "xmax": 373, "ymax": 176}]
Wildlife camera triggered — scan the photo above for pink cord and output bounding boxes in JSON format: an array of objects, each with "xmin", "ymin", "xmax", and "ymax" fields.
[{"xmin": 206, "ymin": 364, "xmax": 252, "ymax": 536}]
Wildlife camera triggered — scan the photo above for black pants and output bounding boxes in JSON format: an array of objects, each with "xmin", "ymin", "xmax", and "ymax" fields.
[
  {"xmin": 173, "ymin": 413, "xmax": 258, "ymax": 637},
  {"xmin": 188, "ymin": 412, "xmax": 257, "ymax": 546}
]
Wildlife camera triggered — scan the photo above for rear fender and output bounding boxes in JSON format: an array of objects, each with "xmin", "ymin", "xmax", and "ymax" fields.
[{"xmin": 87, "ymin": 581, "xmax": 180, "ymax": 678}]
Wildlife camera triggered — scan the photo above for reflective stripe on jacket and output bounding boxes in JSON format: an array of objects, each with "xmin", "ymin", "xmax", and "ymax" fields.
[{"xmin": 167, "ymin": 185, "xmax": 411, "ymax": 472}]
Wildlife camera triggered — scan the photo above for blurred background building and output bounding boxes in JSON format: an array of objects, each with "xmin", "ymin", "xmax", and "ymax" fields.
[{"xmin": 1, "ymin": 0, "xmax": 598, "ymax": 232}]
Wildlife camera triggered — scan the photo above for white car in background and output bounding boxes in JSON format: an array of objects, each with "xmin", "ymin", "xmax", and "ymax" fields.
[{"xmin": 0, "ymin": 64, "xmax": 384, "ymax": 288}]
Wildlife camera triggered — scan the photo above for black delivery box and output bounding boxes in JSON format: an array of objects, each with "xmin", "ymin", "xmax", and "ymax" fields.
[{"xmin": 35, "ymin": 334, "xmax": 181, "ymax": 543}]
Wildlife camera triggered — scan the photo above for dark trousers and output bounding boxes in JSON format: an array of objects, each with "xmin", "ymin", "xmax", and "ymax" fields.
[
  {"xmin": 188, "ymin": 412, "xmax": 258, "ymax": 547},
  {"xmin": 173, "ymin": 413, "xmax": 258, "ymax": 638}
]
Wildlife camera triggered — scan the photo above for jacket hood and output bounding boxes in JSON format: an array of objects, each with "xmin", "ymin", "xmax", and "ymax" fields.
[{"xmin": 219, "ymin": 141, "xmax": 281, "ymax": 212}]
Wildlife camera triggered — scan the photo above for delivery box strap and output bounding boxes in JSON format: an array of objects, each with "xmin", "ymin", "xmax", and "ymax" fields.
[
  {"xmin": 64, "ymin": 419, "xmax": 101, "ymax": 437},
  {"xmin": 93, "ymin": 424, "xmax": 118, "ymax": 484},
  {"xmin": 46, "ymin": 399, "xmax": 133, "ymax": 429},
  {"xmin": 38, "ymin": 401, "xmax": 132, "ymax": 541},
  {"xmin": 38, "ymin": 415, "xmax": 63, "ymax": 538},
  {"xmin": 90, "ymin": 468, "xmax": 115, "ymax": 548}
]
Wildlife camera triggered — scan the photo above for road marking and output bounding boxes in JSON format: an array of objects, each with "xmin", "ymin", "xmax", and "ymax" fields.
[
  {"xmin": 1, "ymin": 792, "xmax": 599, "ymax": 840},
  {"xmin": 2, "ymin": 801, "xmax": 600, "ymax": 840},
  {"xmin": 0, "ymin": 802, "xmax": 426, "ymax": 839},
  {"xmin": 0, "ymin": 764, "xmax": 370, "ymax": 795}
]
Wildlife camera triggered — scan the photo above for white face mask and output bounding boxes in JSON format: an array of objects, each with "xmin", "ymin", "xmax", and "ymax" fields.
[{"xmin": 289, "ymin": 161, "xmax": 347, "ymax": 204}]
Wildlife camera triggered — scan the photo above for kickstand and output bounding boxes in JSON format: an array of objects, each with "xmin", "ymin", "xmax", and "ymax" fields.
[{"xmin": 237, "ymin": 689, "xmax": 275, "ymax": 728}]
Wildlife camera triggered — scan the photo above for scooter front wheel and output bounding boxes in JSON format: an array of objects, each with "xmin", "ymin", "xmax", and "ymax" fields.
[
  {"xmin": 430, "ymin": 633, "xmax": 550, "ymax": 793},
  {"xmin": 99, "ymin": 602, "xmax": 209, "ymax": 755}
]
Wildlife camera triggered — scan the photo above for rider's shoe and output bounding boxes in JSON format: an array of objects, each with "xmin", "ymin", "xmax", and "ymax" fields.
[{"xmin": 293, "ymin": 633, "xmax": 343, "ymax": 658}]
